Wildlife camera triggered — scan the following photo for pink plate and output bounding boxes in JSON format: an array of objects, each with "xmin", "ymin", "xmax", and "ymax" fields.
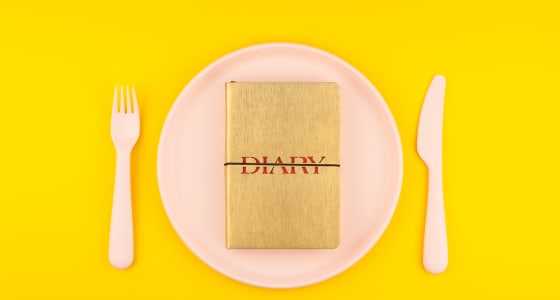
[{"xmin": 157, "ymin": 43, "xmax": 403, "ymax": 288}]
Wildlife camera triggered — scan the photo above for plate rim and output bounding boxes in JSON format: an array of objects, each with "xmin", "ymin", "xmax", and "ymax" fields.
[{"xmin": 156, "ymin": 42, "xmax": 404, "ymax": 288}]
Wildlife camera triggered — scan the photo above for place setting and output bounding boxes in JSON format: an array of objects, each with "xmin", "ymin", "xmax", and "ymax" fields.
[{"xmin": 107, "ymin": 43, "xmax": 447, "ymax": 288}]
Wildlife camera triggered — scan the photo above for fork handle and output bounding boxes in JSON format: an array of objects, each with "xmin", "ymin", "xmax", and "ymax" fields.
[
  {"xmin": 423, "ymin": 165, "xmax": 448, "ymax": 274},
  {"xmin": 109, "ymin": 150, "xmax": 133, "ymax": 269}
]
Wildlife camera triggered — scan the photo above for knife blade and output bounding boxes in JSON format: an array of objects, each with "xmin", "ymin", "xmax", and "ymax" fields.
[{"xmin": 417, "ymin": 74, "xmax": 448, "ymax": 274}]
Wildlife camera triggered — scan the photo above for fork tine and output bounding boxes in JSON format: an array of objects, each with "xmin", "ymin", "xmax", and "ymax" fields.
[
  {"xmin": 126, "ymin": 86, "xmax": 132, "ymax": 114},
  {"xmin": 120, "ymin": 86, "xmax": 125, "ymax": 113},
  {"xmin": 113, "ymin": 85, "xmax": 118, "ymax": 113},
  {"xmin": 132, "ymin": 86, "xmax": 138, "ymax": 114}
]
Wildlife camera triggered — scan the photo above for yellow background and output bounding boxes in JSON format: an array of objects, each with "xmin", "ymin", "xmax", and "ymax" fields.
[{"xmin": 1, "ymin": 0, "xmax": 559, "ymax": 298}]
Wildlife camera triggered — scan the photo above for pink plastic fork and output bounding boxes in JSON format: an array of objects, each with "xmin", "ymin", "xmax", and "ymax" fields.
[{"xmin": 109, "ymin": 86, "xmax": 140, "ymax": 269}]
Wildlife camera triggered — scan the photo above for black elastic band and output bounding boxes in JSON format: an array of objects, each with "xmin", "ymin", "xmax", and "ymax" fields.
[{"xmin": 224, "ymin": 162, "xmax": 340, "ymax": 167}]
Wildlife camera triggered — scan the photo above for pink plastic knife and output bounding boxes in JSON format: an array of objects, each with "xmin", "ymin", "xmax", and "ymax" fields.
[{"xmin": 417, "ymin": 75, "xmax": 448, "ymax": 274}]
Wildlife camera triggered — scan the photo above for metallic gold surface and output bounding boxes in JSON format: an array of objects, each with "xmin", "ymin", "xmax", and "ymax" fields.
[{"xmin": 225, "ymin": 82, "xmax": 340, "ymax": 249}]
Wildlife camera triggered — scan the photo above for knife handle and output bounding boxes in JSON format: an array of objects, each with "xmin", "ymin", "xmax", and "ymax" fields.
[{"xmin": 423, "ymin": 165, "xmax": 448, "ymax": 274}]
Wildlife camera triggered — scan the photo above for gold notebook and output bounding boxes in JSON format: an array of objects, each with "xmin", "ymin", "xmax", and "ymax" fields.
[{"xmin": 225, "ymin": 82, "xmax": 340, "ymax": 249}]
